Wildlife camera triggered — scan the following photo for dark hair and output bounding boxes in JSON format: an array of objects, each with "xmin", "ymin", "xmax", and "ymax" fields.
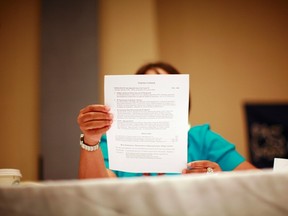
[
  {"xmin": 135, "ymin": 62, "xmax": 191, "ymax": 115},
  {"xmin": 135, "ymin": 62, "xmax": 181, "ymax": 75}
]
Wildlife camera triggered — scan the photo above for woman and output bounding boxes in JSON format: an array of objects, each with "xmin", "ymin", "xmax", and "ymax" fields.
[{"xmin": 77, "ymin": 62, "xmax": 256, "ymax": 178}]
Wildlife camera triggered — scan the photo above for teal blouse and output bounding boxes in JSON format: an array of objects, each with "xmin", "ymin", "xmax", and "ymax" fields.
[{"xmin": 100, "ymin": 124, "xmax": 245, "ymax": 177}]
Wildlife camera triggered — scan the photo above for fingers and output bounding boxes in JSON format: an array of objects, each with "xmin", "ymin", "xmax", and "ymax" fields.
[
  {"xmin": 188, "ymin": 161, "xmax": 217, "ymax": 169},
  {"xmin": 78, "ymin": 111, "xmax": 113, "ymax": 126},
  {"xmin": 78, "ymin": 105, "xmax": 112, "ymax": 126},
  {"xmin": 182, "ymin": 160, "xmax": 222, "ymax": 174},
  {"xmin": 80, "ymin": 104, "xmax": 110, "ymax": 114},
  {"xmin": 77, "ymin": 104, "xmax": 113, "ymax": 143}
]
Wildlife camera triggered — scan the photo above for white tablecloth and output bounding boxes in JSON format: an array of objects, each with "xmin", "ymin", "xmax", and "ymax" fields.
[{"xmin": 0, "ymin": 170, "xmax": 288, "ymax": 216}]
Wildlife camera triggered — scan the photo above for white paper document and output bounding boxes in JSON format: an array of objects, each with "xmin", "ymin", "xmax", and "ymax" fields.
[{"xmin": 104, "ymin": 75, "xmax": 189, "ymax": 173}]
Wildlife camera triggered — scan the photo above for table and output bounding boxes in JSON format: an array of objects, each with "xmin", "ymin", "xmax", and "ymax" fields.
[{"xmin": 0, "ymin": 169, "xmax": 288, "ymax": 216}]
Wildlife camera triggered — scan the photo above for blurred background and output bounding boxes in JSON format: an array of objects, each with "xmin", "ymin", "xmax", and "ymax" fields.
[{"xmin": 0, "ymin": 0, "xmax": 287, "ymax": 181}]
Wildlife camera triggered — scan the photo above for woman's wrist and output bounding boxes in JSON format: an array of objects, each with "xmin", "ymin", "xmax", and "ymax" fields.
[
  {"xmin": 82, "ymin": 134, "xmax": 102, "ymax": 146},
  {"xmin": 80, "ymin": 134, "xmax": 101, "ymax": 152}
]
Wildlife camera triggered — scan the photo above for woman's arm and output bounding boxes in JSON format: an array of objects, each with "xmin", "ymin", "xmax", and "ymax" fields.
[
  {"xmin": 233, "ymin": 161, "xmax": 258, "ymax": 171},
  {"xmin": 79, "ymin": 148, "xmax": 111, "ymax": 178},
  {"xmin": 181, "ymin": 160, "xmax": 257, "ymax": 174},
  {"xmin": 77, "ymin": 104, "xmax": 115, "ymax": 179}
]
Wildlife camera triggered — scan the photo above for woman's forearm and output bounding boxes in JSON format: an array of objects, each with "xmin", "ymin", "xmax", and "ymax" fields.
[{"xmin": 78, "ymin": 149, "xmax": 110, "ymax": 179}]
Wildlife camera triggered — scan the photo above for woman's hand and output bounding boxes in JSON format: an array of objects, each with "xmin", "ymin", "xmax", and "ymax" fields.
[
  {"xmin": 182, "ymin": 160, "xmax": 222, "ymax": 174},
  {"xmin": 77, "ymin": 104, "xmax": 113, "ymax": 145}
]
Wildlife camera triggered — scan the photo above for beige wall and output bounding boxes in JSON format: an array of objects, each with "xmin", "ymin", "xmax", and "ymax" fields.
[
  {"xmin": 1, "ymin": 0, "xmax": 287, "ymax": 180},
  {"xmin": 0, "ymin": 0, "xmax": 40, "ymax": 181},
  {"xmin": 100, "ymin": 0, "xmax": 288, "ymax": 159},
  {"xmin": 98, "ymin": 0, "xmax": 159, "ymax": 103},
  {"xmin": 156, "ymin": 0, "xmax": 288, "ymax": 158}
]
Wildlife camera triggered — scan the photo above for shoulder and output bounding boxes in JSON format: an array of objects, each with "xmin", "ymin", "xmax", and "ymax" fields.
[
  {"xmin": 189, "ymin": 124, "xmax": 210, "ymax": 134},
  {"xmin": 188, "ymin": 123, "xmax": 227, "ymax": 142},
  {"xmin": 188, "ymin": 124, "xmax": 211, "ymax": 141},
  {"xmin": 187, "ymin": 123, "xmax": 232, "ymax": 149}
]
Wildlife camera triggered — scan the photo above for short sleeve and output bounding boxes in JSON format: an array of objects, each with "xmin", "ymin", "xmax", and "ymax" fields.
[{"xmin": 188, "ymin": 124, "xmax": 245, "ymax": 171}]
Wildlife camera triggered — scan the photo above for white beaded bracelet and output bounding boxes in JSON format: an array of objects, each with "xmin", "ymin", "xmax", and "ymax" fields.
[{"xmin": 80, "ymin": 134, "xmax": 100, "ymax": 151}]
